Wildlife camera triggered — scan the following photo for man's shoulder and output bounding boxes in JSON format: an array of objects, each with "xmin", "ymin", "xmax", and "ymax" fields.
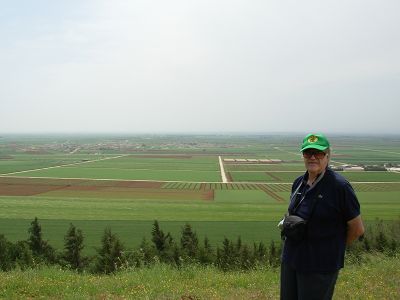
[
  {"xmin": 293, "ymin": 174, "xmax": 305, "ymax": 185},
  {"xmin": 325, "ymin": 168, "xmax": 353, "ymax": 189}
]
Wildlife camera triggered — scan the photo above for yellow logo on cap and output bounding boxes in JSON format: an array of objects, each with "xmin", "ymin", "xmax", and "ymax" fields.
[{"xmin": 308, "ymin": 135, "xmax": 318, "ymax": 143}]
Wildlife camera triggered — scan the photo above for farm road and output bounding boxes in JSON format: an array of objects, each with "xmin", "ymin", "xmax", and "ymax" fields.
[
  {"xmin": 1, "ymin": 174, "xmax": 397, "ymax": 185},
  {"xmin": 219, "ymin": 156, "xmax": 228, "ymax": 183},
  {"xmin": 0, "ymin": 154, "xmax": 130, "ymax": 176}
]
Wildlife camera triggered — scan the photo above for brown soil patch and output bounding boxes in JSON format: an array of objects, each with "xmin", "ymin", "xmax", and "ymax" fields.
[
  {"xmin": 0, "ymin": 183, "xmax": 68, "ymax": 196},
  {"xmin": 62, "ymin": 185, "xmax": 104, "ymax": 191},
  {"xmin": 0, "ymin": 177, "xmax": 212, "ymax": 201},
  {"xmin": 201, "ymin": 190, "xmax": 214, "ymax": 201}
]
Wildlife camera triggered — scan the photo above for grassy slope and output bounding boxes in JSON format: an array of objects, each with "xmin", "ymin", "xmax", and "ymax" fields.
[{"xmin": 0, "ymin": 255, "xmax": 398, "ymax": 299}]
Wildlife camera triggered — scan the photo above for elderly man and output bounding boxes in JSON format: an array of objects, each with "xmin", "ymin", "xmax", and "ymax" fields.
[{"xmin": 280, "ymin": 133, "xmax": 364, "ymax": 300}]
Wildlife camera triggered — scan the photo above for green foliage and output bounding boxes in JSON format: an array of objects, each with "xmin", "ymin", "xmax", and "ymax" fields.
[
  {"xmin": 62, "ymin": 223, "xmax": 87, "ymax": 271},
  {"xmin": 151, "ymin": 220, "xmax": 175, "ymax": 263},
  {"xmin": 198, "ymin": 237, "xmax": 214, "ymax": 265},
  {"xmin": 0, "ymin": 218, "xmax": 399, "ymax": 275},
  {"xmin": 0, "ymin": 234, "xmax": 14, "ymax": 271},
  {"xmin": 180, "ymin": 223, "xmax": 199, "ymax": 260},
  {"xmin": 347, "ymin": 218, "xmax": 400, "ymax": 264},
  {"xmin": 95, "ymin": 228, "xmax": 125, "ymax": 274},
  {"xmin": 268, "ymin": 240, "xmax": 281, "ymax": 267},
  {"xmin": 28, "ymin": 217, "xmax": 43, "ymax": 256},
  {"xmin": 27, "ymin": 217, "xmax": 56, "ymax": 263},
  {"xmin": 9, "ymin": 241, "xmax": 34, "ymax": 270}
]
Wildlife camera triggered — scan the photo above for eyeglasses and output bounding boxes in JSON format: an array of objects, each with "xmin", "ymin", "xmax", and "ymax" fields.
[{"xmin": 302, "ymin": 149, "xmax": 327, "ymax": 159}]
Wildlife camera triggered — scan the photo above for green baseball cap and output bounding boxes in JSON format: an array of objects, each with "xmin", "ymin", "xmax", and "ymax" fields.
[{"xmin": 300, "ymin": 133, "xmax": 330, "ymax": 152}]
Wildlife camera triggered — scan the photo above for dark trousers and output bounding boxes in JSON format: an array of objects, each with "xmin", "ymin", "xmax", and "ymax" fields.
[{"xmin": 280, "ymin": 262, "xmax": 339, "ymax": 300}]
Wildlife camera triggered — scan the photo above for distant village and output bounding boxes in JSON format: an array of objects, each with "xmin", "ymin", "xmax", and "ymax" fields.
[
  {"xmin": 1, "ymin": 138, "xmax": 399, "ymax": 172},
  {"xmin": 222, "ymin": 158, "xmax": 400, "ymax": 173},
  {"xmin": 330, "ymin": 164, "xmax": 400, "ymax": 173}
]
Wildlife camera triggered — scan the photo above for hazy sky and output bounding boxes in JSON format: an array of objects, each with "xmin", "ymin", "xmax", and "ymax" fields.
[{"xmin": 1, "ymin": 0, "xmax": 399, "ymax": 134}]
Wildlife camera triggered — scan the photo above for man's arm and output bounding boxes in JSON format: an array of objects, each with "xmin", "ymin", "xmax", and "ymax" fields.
[{"xmin": 346, "ymin": 215, "xmax": 365, "ymax": 245}]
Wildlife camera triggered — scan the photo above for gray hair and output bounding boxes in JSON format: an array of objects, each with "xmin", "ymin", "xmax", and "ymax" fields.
[{"xmin": 325, "ymin": 148, "xmax": 331, "ymax": 165}]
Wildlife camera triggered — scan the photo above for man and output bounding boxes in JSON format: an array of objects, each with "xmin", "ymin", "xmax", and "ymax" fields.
[{"xmin": 280, "ymin": 133, "xmax": 364, "ymax": 300}]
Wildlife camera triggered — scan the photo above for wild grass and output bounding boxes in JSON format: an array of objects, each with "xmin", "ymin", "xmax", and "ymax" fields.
[{"xmin": 0, "ymin": 254, "xmax": 398, "ymax": 299}]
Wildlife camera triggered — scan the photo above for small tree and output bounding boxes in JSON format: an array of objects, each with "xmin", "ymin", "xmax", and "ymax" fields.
[
  {"xmin": 138, "ymin": 237, "xmax": 156, "ymax": 266},
  {"xmin": 95, "ymin": 227, "xmax": 124, "ymax": 274},
  {"xmin": 27, "ymin": 217, "xmax": 55, "ymax": 263},
  {"xmin": 151, "ymin": 220, "xmax": 169, "ymax": 252},
  {"xmin": 151, "ymin": 220, "xmax": 174, "ymax": 262},
  {"xmin": 10, "ymin": 241, "xmax": 34, "ymax": 270},
  {"xmin": 268, "ymin": 240, "xmax": 281, "ymax": 267},
  {"xmin": 240, "ymin": 244, "xmax": 253, "ymax": 270},
  {"xmin": 180, "ymin": 223, "xmax": 199, "ymax": 260},
  {"xmin": 28, "ymin": 217, "xmax": 44, "ymax": 256},
  {"xmin": 216, "ymin": 237, "xmax": 235, "ymax": 271},
  {"xmin": 0, "ymin": 234, "xmax": 14, "ymax": 271},
  {"xmin": 198, "ymin": 236, "xmax": 215, "ymax": 265},
  {"xmin": 63, "ymin": 223, "xmax": 86, "ymax": 271},
  {"xmin": 254, "ymin": 241, "xmax": 268, "ymax": 265}
]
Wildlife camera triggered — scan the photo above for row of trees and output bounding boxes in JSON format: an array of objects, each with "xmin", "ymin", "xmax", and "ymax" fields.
[
  {"xmin": 0, "ymin": 218, "xmax": 281, "ymax": 273},
  {"xmin": 1, "ymin": 218, "xmax": 399, "ymax": 274}
]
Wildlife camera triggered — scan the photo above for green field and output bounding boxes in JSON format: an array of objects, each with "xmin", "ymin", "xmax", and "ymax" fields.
[{"xmin": 0, "ymin": 134, "xmax": 399, "ymax": 255}]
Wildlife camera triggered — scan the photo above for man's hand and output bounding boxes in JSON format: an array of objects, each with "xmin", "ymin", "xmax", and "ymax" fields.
[{"xmin": 346, "ymin": 215, "xmax": 365, "ymax": 245}]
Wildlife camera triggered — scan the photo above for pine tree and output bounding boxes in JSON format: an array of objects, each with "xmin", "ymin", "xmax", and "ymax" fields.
[
  {"xmin": 28, "ymin": 217, "xmax": 44, "ymax": 256},
  {"xmin": 0, "ymin": 234, "xmax": 14, "ymax": 271},
  {"xmin": 217, "ymin": 237, "xmax": 234, "ymax": 271},
  {"xmin": 240, "ymin": 244, "xmax": 252, "ymax": 270},
  {"xmin": 138, "ymin": 237, "xmax": 155, "ymax": 266},
  {"xmin": 151, "ymin": 220, "xmax": 168, "ymax": 252},
  {"xmin": 10, "ymin": 241, "xmax": 34, "ymax": 270},
  {"xmin": 198, "ymin": 236, "xmax": 215, "ymax": 265},
  {"xmin": 27, "ymin": 217, "xmax": 55, "ymax": 262},
  {"xmin": 268, "ymin": 240, "xmax": 280, "ymax": 267},
  {"xmin": 63, "ymin": 223, "xmax": 86, "ymax": 271},
  {"xmin": 95, "ymin": 227, "xmax": 124, "ymax": 274},
  {"xmin": 151, "ymin": 220, "xmax": 174, "ymax": 262},
  {"xmin": 180, "ymin": 223, "xmax": 199, "ymax": 259}
]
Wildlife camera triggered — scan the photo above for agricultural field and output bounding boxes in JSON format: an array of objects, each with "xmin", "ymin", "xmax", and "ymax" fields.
[{"xmin": 0, "ymin": 134, "xmax": 399, "ymax": 254}]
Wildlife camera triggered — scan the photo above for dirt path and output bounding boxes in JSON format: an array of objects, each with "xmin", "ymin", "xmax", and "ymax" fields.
[{"xmin": 219, "ymin": 156, "xmax": 228, "ymax": 183}]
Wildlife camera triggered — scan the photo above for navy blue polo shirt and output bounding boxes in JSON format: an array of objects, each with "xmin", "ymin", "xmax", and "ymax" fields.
[{"xmin": 282, "ymin": 168, "xmax": 361, "ymax": 273}]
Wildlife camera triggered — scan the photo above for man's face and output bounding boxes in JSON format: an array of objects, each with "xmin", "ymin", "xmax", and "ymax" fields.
[{"xmin": 302, "ymin": 148, "xmax": 329, "ymax": 175}]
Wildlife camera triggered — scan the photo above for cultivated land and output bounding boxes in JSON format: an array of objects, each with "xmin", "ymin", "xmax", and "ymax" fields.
[{"xmin": 0, "ymin": 134, "xmax": 399, "ymax": 253}]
